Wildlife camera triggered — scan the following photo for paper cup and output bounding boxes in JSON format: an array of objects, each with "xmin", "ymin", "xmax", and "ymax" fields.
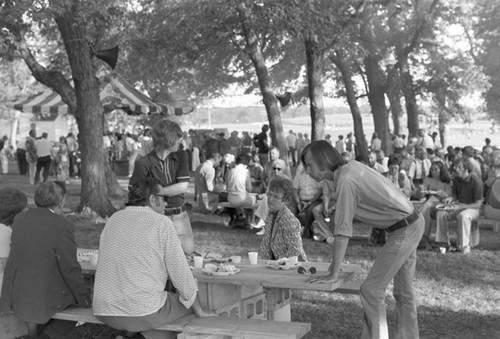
[
  {"xmin": 194, "ymin": 256, "xmax": 204, "ymax": 269},
  {"xmin": 89, "ymin": 253, "xmax": 99, "ymax": 266},
  {"xmin": 439, "ymin": 247, "xmax": 446, "ymax": 254},
  {"xmin": 230, "ymin": 256, "xmax": 241, "ymax": 263},
  {"xmin": 248, "ymin": 252, "xmax": 258, "ymax": 265}
]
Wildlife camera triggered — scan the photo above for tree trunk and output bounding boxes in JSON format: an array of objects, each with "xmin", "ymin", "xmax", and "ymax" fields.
[
  {"xmin": 55, "ymin": 5, "xmax": 116, "ymax": 217},
  {"xmin": 400, "ymin": 58, "xmax": 419, "ymax": 138},
  {"xmin": 331, "ymin": 52, "xmax": 368, "ymax": 160},
  {"xmin": 386, "ymin": 70, "xmax": 404, "ymax": 136},
  {"xmin": 305, "ymin": 35, "xmax": 325, "ymax": 141},
  {"xmin": 364, "ymin": 55, "xmax": 391, "ymax": 154},
  {"xmin": 237, "ymin": 4, "xmax": 287, "ymax": 158}
]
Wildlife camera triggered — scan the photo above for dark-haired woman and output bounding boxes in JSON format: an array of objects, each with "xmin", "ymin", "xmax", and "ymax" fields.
[
  {"xmin": 302, "ymin": 140, "xmax": 423, "ymax": 339},
  {"xmin": 0, "ymin": 188, "xmax": 27, "ymax": 291},
  {"xmin": 418, "ymin": 161, "xmax": 452, "ymax": 249},
  {"xmin": 0, "ymin": 181, "xmax": 90, "ymax": 339}
]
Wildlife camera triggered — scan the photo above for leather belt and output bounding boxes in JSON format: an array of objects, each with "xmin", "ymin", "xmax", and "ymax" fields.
[
  {"xmin": 385, "ymin": 209, "xmax": 420, "ymax": 233},
  {"xmin": 164, "ymin": 205, "xmax": 186, "ymax": 216}
]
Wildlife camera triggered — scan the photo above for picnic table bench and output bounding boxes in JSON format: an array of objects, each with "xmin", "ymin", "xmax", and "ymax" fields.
[{"xmin": 52, "ymin": 307, "xmax": 311, "ymax": 339}]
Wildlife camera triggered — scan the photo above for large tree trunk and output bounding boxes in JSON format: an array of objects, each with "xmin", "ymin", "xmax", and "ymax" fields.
[
  {"xmin": 364, "ymin": 55, "xmax": 391, "ymax": 154},
  {"xmin": 331, "ymin": 52, "xmax": 368, "ymax": 160},
  {"xmin": 386, "ymin": 70, "xmax": 404, "ymax": 136},
  {"xmin": 400, "ymin": 58, "xmax": 419, "ymax": 138},
  {"xmin": 237, "ymin": 4, "xmax": 287, "ymax": 158},
  {"xmin": 55, "ymin": 5, "xmax": 116, "ymax": 217},
  {"xmin": 305, "ymin": 35, "xmax": 325, "ymax": 141}
]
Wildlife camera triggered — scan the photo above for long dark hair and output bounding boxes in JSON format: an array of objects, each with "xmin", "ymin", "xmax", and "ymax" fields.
[
  {"xmin": 429, "ymin": 161, "xmax": 451, "ymax": 183},
  {"xmin": 301, "ymin": 140, "xmax": 347, "ymax": 172}
]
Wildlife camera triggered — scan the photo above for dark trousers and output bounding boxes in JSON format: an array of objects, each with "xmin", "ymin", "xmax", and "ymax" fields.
[
  {"xmin": 35, "ymin": 156, "xmax": 51, "ymax": 184},
  {"xmin": 288, "ymin": 147, "xmax": 297, "ymax": 167},
  {"xmin": 16, "ymin": 149, "xmax": 27, "ymax": 175}
]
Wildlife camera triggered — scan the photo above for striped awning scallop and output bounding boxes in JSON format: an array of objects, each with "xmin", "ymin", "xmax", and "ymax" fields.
[
  {"xmin": 13, "ymin": 90, "xmax": 68, "ymax": 121},
  {"xmin": 12, "ymin": 74, "xmax": 193, "ymax": 119}
]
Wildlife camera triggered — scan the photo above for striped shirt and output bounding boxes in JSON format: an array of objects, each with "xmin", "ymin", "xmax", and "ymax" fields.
[
  {"xmin": 93, "ymin": 206, "xmax": 197, "ymax": 316},
  {"xmin": 129, "ymin": 150, "xmax": 190, "ymax": 208}
]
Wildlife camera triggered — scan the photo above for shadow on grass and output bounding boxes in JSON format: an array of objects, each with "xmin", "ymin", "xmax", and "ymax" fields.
[{"xmin": 292, "ymin": 293, "xmax": 500, "ymax": 339}]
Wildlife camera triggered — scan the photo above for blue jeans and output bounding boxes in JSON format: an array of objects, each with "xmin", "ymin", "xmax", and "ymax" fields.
[{"xmin": 360, "ymin": 214, "xmax": 424, "ymax": 339}]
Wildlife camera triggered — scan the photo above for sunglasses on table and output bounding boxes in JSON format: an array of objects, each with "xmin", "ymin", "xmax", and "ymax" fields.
[{"xmin": 297, "ymin": 266, "xmax": 317, "ymax": 275}]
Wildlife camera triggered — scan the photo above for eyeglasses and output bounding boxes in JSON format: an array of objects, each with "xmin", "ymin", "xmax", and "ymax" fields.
[
  {"xmin": 297, "ymin": 266, "xmax": 317, "ymax": 275},
  {"xmin": 272, "ymin": 167, "xmax": 283, "ymax": 171}
]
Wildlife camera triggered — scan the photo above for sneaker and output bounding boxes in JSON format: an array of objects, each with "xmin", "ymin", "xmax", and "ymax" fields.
[
  {"xmin": 462, "ymin": 245, "xmax": 471, "ymax": 255},
  {"xmin": 256, "ymin": 229, "xmax": 265, "ymax": 236},
  {"xmin": 251, "ymin": 219, "xmax": 265, "ymax": 229}
]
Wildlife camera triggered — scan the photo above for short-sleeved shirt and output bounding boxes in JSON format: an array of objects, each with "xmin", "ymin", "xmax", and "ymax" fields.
[
  {"xmin": 333, "ymin": 161, "xmax": 414, "ymax": 237},
  {"xmin": 293, "ymin": 165, "xmax": 322, "ymax": 201},
  {"xmin": 453, "ymin": 174, "xmax": 483, "ymax": 204},
  {"xmin": 129, "ymin": 150, "xmax": 190, "ymax": 208}
]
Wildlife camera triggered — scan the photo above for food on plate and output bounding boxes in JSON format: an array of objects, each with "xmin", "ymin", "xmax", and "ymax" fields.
[{"xmin": 204, "ymin": 263, "xmax": 237, "ymax": 273}]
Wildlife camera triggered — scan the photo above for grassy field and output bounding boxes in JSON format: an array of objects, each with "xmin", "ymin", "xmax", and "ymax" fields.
[{"xmin": 1, "ymin": 173, "xmax": 499, "ymax": 339}]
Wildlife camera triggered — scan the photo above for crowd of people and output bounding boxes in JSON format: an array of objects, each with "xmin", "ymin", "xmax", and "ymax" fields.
[{"xmin": 0, "ymin": 119, "xmax": 499, "ymax": 339}]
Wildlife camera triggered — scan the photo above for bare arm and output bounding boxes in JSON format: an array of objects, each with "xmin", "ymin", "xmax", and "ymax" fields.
[
  {"xmin": 191, "ymin": 295, "xmax": 217, "ymax": 317},
  {"xmin": 162, "ymin": 182, "xmax": 189, "ymax": 197}
]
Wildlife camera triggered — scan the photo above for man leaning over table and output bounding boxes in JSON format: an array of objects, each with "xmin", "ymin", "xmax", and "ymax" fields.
[
  {"xmin": 93, "ymin": 177, "xmax": 214, "ymax": 339},
  {"xmin": 129, "ymin": 119, "xmax": 194, "ymax": 255},
  {"xmin": 302, "ymin": 140, "xmax": 424, "ymax": 339},
  {"xmin": 435, "ymin": 157, "xmax": 483, "ymax": 254}
]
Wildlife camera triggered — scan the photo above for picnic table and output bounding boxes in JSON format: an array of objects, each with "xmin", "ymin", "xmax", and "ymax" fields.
[{"xmin": 77, "ymin": 249, "xmax": 362, "ymax": 322}]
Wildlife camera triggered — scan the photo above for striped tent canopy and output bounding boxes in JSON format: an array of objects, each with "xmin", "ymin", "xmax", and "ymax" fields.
[{"xmin": 12, "ymin": 74, "xmax": 192, "ymax": 120}]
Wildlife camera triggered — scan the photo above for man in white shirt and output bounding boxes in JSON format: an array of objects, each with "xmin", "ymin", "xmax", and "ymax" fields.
[
  {"xmin": 93, "ymin": 177, "xmax": 214, "ymax": 339},
  {"xmin": 416, "ymin": 128, "xmax": 434, "ymax": 150},
  {"xmin": 34, "ymin": 132, "xmax": 52, "ymax": 184},
  {"xmin": 194, "ymin": 152, "xmax": 222, "ymax": 213},
  {"xmin": 286, "ymin": 130, "xmax": 297, "ymax": 167},
  {"xmin": 408, "ymin": 146, "xmax": 432, "ymax": 188}
]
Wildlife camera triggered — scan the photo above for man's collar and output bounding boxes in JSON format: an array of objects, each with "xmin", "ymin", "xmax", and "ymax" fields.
[{"xmin": 154, "ymin": 150, "xmax": 179, "ymax": 162}]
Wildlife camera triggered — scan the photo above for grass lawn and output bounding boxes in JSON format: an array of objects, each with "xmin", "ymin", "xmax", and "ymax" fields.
[{"xmin": 1, "ymin": 173, "xmax": 499, "ymax": 339}]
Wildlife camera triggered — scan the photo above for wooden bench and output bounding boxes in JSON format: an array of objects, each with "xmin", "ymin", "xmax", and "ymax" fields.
[
  {"xmin": 52, "ymin": 307, "xmax": 311, "ymax": 339},
  {"xmin": 477, "ymin": 217, "xmax": 500, "ymax": 232}
]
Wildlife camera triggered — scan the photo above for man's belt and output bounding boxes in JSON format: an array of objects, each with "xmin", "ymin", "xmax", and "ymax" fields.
[
  {"xmin": 385, "ymin": 209, "xmax": 420, "ymax": 233},
  {"xmin": 164, "ymin": 205, "xmax": 186, "ymax": 216}
]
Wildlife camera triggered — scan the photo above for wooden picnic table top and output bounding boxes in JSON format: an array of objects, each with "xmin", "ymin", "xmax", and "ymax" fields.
[{"xmin": 77, "ymin": 248, "xmax": 362, "ymax": 293}]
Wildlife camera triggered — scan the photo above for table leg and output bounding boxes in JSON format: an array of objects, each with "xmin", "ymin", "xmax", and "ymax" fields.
[{"xmin": 265, "ymin": 288, "xmax": 292, "ymax": 321}]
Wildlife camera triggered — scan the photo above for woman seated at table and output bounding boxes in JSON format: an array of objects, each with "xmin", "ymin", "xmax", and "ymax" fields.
[
  {"xmin": 258, "ymin": 176, "xmax": 307, "ymax": 261},
  {"xmin": 0, "ymin": 181, "xmax": 91, "ymax": 339},
  {"xmin": 0, "ymin": 187, "xmax": 28, "ymax": 291},
  {"xmin": 252, "ymin": 159, "xmax": 293, "ymax": 233},
  {"xmin": 417, "ymin": 161, "xmax": 452, "ymax": 249}
]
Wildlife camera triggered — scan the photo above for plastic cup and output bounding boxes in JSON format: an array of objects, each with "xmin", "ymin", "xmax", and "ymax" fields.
[
  {"xmin": 194, "ymin": 256, "xmax": 204, "ymax": 269},
  {"xmin": 439, "ymin": 247, "xmax": 446, "ymax": 254},
  {"xmin": 248, "ymin": 252, "xmax": 258, "ymax": 265},
  {"xmin": 89, "ymin": 253, "xmax": 99, "ymax": 266},
  {"xmin": 230, "ymin": 256, "xmax": 241, "ymax": 263}
]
